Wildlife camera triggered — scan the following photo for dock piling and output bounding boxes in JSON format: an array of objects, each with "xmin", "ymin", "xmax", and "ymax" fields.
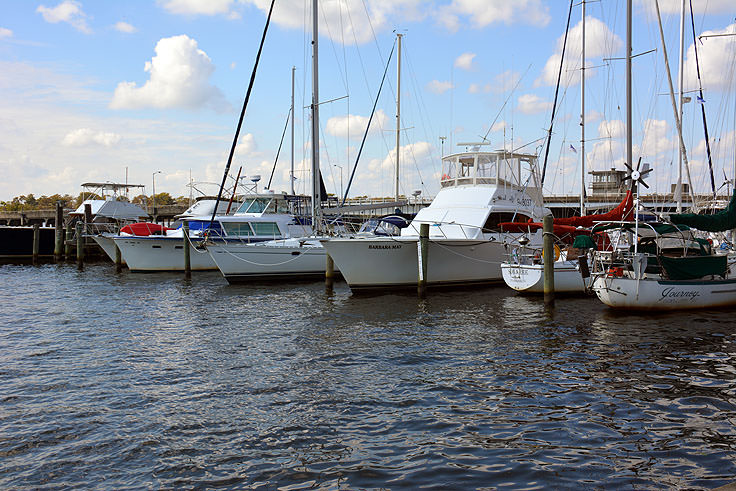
[
  {"xmin": 418, "ymin": 223, "xmax": 429, "ymax": 298},
  {"xmin": 76, "ymin": 222, "xmax": 84, "ymax": 270},
  {"xmin": 115, "ymin": 242, "xmax": 123, "ymax": 273},
  {"xmin": 543, "ymin": 215, "xmax": 555, "ymax": 306},
  {"xmin": 32, "ymin": 223, "xmax": 40, "ymax": 265},
  {"xmin": 54, "ymin": 202, "xmax": 64, "ymax": 262},
  {"xmin": 65, "ymin": 223, "xmax": 73, "ymax": 260},
  {"xmin": 325, "ymin": 253, "xmax": 335, "ymax": 291},
  {"xmin": 183, "ymin": 222, "xmax": 191, "ymax": 280}
]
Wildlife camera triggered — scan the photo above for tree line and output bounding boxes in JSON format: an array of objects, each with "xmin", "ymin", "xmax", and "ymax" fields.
[{"xmin": 0, "ymin": 193, "xmax": 192, "ymax": 212}]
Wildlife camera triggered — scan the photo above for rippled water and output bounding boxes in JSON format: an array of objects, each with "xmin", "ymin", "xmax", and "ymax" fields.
[{"xmin": 1, "ymin": 263, "xmax": 736, "ymax": 489}]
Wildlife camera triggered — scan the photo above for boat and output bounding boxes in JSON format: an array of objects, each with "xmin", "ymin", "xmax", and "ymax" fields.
[
  {"xmin": 588, "ymin": 0, "xmax": 736, "ymax": 310},
  {"xmin": 499, "ymin": 192, "xmax": 633, "ymax": 294},
  {"xmin": 113, "ymin": 192, "xmax": 313, "ymax": 272},
  {"xmin": 207, "ymin": 27, "xmax": 408, "ymax": 283},
  {"xmin": 320, "ymin": 148, "xmax": 551, "ymax": 290}
]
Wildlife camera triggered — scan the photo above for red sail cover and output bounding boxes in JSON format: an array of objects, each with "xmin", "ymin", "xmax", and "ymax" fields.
[
  {"xmin": 554, "ymin": 190, "xmax": 634, "ymax": 227},
  {"xmin": 119, "ymin": 222, "xmax": 173, "ymax": 236}
]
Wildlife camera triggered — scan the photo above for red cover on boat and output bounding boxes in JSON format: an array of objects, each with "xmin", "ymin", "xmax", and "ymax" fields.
[
  {"xmin": 499, "ymin": 222, "xmax": 591, "ymax": 236},
  {"xmin": 555, "ymin": 190, "xmax": 634, "ymax": 227},
  {"xmin": 120, "ymin": 222, "xmax": 173, "ymax": 236}
]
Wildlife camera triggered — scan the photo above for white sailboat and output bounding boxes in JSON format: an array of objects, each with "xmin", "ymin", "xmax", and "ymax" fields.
[
  {"xmin": 321, "ymin": 148, "xmax": 550, "ymax": 290},
  {"xmin": 588, "ymin": 0, "xmax": 736, "ymax": 310},
  {"xmin": 208, "ymin": 29, "xmax": 409, "ymax": 283}
]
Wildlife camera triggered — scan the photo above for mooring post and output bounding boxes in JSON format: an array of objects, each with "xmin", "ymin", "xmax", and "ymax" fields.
[
  {"xmin": 32, "ymin": 223, "xmax": 40, "ymax": 265},
  {"xmin": 183, "ymin": 221, "xmax": 191, "ymax": 280},
  {"xmin": 114, "ymin": 242, "xmax": 123, "ymax": 273},
  {"xmin": 84, "ymin": 203, "xmax": 92, "ymax": 224},
  {"xmin": 54, "ymin": 202, "xmax": 64, "ymax": 262},
  {"xmin": 543, "ymin": 215, "xmax": 555, "ymax": 306},
  {"xmin": 418, "ymin": 223, "xmax": 429, "ymax": 298},
  {"xmin": 65, "ymin": 223, "xmax": 73, "ymax": 260},
  {"xmin": 76, "ymin": 221, "xmax": 84, "ymax": 270},
  {"xmin": 325, "ymin": 252, "xmax": 335, "ymax": 291}
]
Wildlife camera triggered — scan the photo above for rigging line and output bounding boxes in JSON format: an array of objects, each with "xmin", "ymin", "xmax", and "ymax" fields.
[
  {"xmin": 481, "ymin": 64, "xmax": 532, "ymax": 143},
  {"xmin": 689, "ymin": 0, "xmax": 716, "ymax": 198},
  {"xmin": 208, "ymin": 0, "xmax": 276, "ymax": 233},
  {"xmin": 267, "ymin": 107, "xmax": 293, "ymax": 190},
  {"xmin": 340, "ymin": 42, "xmax": 396, "ymax": 207},
  {"xmin": 541, "ymin": 0, "xmax": 574, "ymax": 186}
]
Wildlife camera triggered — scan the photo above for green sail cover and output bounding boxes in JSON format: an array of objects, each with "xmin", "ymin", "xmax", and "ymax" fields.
[
  {"xmin": 670, "ymin": 191, "xmax": 736, "ymax": 232},
  {"xmin": 658, "ymin": 254, "xmax": 727, "ymax": 280},
  {"xmin": 572, "ymin": 235, "xmax": 597, "ymax": 250}
]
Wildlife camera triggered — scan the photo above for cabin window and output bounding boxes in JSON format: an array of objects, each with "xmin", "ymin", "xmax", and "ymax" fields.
[
  {"xmin": 482, "ymin": 212, "xmax": 531, "ymax": 233},
  {"xmin": 236, "ymin": 197, "xmax": 273, "ymax": 214},
  {"xmin": 222, "ymin": 222, "xmax": 254, "ymax": 237},
  {"xmin": 251, "ymin": 222, "xmax": 281, "ymax": 237},
  {"xmin": 476, "ymin": 156, "xmax": 496, "ymax": 178}
]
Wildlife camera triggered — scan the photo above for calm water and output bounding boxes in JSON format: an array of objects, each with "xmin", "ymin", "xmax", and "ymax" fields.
[{"xmin": 1, "ymin": 263, "xmax": 736, "ymax": 489}]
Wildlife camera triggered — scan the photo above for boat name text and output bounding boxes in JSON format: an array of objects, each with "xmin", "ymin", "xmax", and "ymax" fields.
[
  {"xmin": 658, "ymin": 287, "xmax": 700, "ymax": 302},
  {"xmin": 369, "ymin": 244, "xmax": 402, "ymax": 250}
]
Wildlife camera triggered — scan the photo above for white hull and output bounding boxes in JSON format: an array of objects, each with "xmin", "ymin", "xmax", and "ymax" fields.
[
  {"xmin": 591, "ymin": 275, "xmax": 736, "ymax": 310},
  {"xmin": 208, "ymin": 239, "xmax": 331, "ymax": 283},
  {"xmin": 91, "ymin": 234, "xmax": 126, "ymax": 266},
  {"xmin": 114, "ymin": 236, "xmax": 216, "ymax": 272},
  {"xmin": 321, "ymin": 237, "xmax": 511, "ymax": 290},
  {"xmin": 501, "ymin": 261, "xmax": 590, "ymax": 293}
]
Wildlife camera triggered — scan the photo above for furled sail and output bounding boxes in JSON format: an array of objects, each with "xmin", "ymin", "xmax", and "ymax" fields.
[{"xmin": 669, "ymin": 191, "xmax": 736, "ymax": 232}]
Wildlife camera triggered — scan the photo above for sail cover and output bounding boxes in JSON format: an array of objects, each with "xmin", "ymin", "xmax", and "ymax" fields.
[{"xmin": 669, "ymin": 191, "xmax": 736, "ymax": 232}]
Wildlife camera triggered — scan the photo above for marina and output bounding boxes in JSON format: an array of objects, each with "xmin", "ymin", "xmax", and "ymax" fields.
[
  {"xmin": 2, "ymin": 263, "xmax": 736, "ymax": 489},
  {"xmin": 3, "ymin": 0, "xmax": 736, "ymax": 488}
]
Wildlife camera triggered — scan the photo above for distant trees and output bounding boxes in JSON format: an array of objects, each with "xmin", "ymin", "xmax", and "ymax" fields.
[{"xmin": 0, "ymin": 192, "xmax": 192, "ymax": 211}]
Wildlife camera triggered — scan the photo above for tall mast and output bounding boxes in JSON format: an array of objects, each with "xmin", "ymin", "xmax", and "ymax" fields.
[
  {"xmin": 311, "ymin": 0, "xmax": 321, "ymax": 228},
  {"xmin": 626, "ymin": 0, "xmax": 632, "ymax": 181},
  {"xmin": 580, "ymin": 0, "xmax": 586, "ymax": 215},
  {"xmin": 291, "ymin": 66, "xmax": 295, "ymax": 195},
  {"xmin": 676, "ymin": 0, "xmax": 685, "ymax": 211},
  {"xmin": 395, "ymin": 33, "xmax": 402, "ymax": 202}
]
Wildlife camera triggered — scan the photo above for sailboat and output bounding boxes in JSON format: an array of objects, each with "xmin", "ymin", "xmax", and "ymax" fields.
[
  {"xmin": 207, "ymin": 29, "xmax": 406, "ymax": 283},
  {"xmin": 588, "ymin": 0, "xmax": 736, "ymax": 310}
]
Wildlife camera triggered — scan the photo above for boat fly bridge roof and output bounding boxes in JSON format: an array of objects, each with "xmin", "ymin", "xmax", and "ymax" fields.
[{"xmin": 441, "ymin": 149, "xmax": 542, "ymax": 198}]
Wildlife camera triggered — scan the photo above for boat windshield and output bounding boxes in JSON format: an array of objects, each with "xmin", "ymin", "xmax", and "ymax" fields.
[{"xmin": 236, "ymin": 197, "xmax": 273, "ymax": 214}]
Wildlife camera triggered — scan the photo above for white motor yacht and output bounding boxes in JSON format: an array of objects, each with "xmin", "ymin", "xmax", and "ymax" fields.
[{"xmin": 320, "ymin": 149, "xmax": 551, "ymax": 290}]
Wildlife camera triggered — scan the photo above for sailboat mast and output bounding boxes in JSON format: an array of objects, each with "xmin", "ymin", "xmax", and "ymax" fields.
[
  {"xmin": 395, "ymin": 33, "xmax": 402, "ymax": 202},
  {"xmin": 676, "ymin": 0, "xmax": 685, "ymax": 211},
  {"xmin": 626, "ymin": 0, "xmax": 632, "ymax": 179},
  {"xmin": 291, "ymin": 65, "xmax": 295, "ymax": 195},
  {"xmin": 580, "ymin": 0, "xmax": 586, "ymax": 216},
  {"xmin": 311, "ymin": 0, "xmax": 321, "ymax": 229}
]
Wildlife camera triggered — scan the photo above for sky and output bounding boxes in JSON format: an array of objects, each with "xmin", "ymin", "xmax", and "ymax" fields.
[{"xmin": 0, "ymin": 0, "xmax": 735, "ymax": 203}]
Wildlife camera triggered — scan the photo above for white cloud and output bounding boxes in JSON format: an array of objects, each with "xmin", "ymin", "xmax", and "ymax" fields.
[
  {"xmin": 325, "ymin": 110, "xmax": 389, "ymax": 140},
  {"xmin": 454, "ymin": 52, "xmax": 476, "ymax": 70},
  {"xmin": 597, "ymin": 119, "xmax": 625, "ymax": 140},
  {"xmin": 538, "ymin": 16, "xmax": 622, "ymax": 87},
  {"xmin": 517, "ymin": 94, "xmax": 552, "ymax": 114},
  {"xmin": 427, "ymin": 80, "xmax": 454, "ymax": 94},
  {"xmin": 438, "ymin": 0, "xmax": 551, "ymax": 32},
  {"xmin": 159, "ymin": 0, "xmax": 237, "ymax": 16},
  {"xmin": 114, "ymin": 21, "xmax": 136, "ymax": 33},
  {"xmin": 490, "ymin": 121, "xmax": 507, "ymax": 132},
  {"xmin": 639, "ymin": 0, "xmax": 733, "ymax": 15},
  {"xmin": 641, "ymin": 119, "xmax": 672, "ymax": 157},
  {"xmin": 36, "ymin": 1, "xmax": 91, "ymax": 34},
  {"xmin": 242, "ymin": 0, "xmax": 423, "ymax": 45},
  {"xmin": 0, "ymin": 27, "xmax": 12, "ymax": 38},
  {"xmin": 492, "ymin": 69, "xmax": 522, "ymax": 94},
  {"xmin": 110, "ymin": 35, "xmax": 228, "ymax": 111},
  {"xmin": 62, "ymin": 128, "xmax": 122, "ymax": 147},
  {"xmin": 683, "ymin": 23, "xmax": 736, "ymax": 92}
]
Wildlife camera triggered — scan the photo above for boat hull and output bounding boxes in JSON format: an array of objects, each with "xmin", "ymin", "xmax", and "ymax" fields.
[
  {"xmin": 114, "ymin": 236, "xmax": 216, "ymax": 272},
  {"xmin": 208, "ymin": 240, "xmax": 332, "ymax": 283},
  {"xmin": 321, "ymin": 237, "xmax": 509, "ymax": 290},
  {"xmin": 591, "ymin": 275, "xmax": 736, "ymax": 310},
  {"xmin": 501, "ymin": 261, "xmax": 590, "ymax": 293},
  {"xmin": 91, "ymin": 234, "xmax": 126, "ymax": 265}
]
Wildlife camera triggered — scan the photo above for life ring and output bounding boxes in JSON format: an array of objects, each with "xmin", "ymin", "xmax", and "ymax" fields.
[{"xmin": 541, "ymin": 244, "xmax": 561, "ymax": 262}]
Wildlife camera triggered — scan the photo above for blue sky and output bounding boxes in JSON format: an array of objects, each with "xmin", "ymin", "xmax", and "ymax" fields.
[{"xmin": 0, "ymin": 0, "xmax": 734, "ymax": 202}]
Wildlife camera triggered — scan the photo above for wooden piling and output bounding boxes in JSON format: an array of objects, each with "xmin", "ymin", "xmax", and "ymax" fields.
[
  {"xmin": 65, "ymin": 223, "xmax": 73, "ymax": 260},
  {"xmin": 54, "ymin": 202, "xmax": 64, "ymax": 262},
  {"xmin": 84, "ymin": 203, "xmax": 92, "ymax": 224},
  {"xmin": 325, "ymin": 253, "xmax": 335, "ymax": 291},
  {"xmin": 32, "ymin": 223, "xmax": 40, "ymax": 265},
  {"xmin": 543, "ymin": 215, "xmax": 555, "ymax": 306},
  {"xmin": 183, "ymin": 222, "xmax": 191, "ymax": 280},
  {"xmin": 418, "ymin": 223, "xmax": 429, "ymax": 298},
  {"xmin": 76, "ymin": 222, "xmax": 84, "ymax": 270},
  {"xmin": 114, "ymin": 242, "xmax": 123, "ymax": 273}
]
